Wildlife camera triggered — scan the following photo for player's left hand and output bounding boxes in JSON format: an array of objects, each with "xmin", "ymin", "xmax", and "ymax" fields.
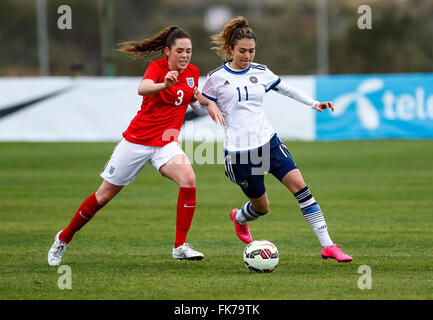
[
  {"xmin": 192, "ymin": 87, "xmax": 200, "ymax": 102},
  {"xmin": 191, "ymin": 87, "xmax": 198, "ymax": 103},
  {"xmin": 313, "ymin": 101, "xmax": 335, "ymax": 112}
]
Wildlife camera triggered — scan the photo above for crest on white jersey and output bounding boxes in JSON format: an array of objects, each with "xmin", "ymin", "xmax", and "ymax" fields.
[
  {"xmin": 249, "ymin": 76, "xmax": 258, "ymax": 84},
  {"xmin": 186, "ymin": 77, "xmax": 194, "ymax": 88}
]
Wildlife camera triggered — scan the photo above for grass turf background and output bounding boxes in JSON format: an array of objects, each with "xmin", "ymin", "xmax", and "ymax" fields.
[{"xmin": 1, "ymin": 140, "xmax": 432, "ymax": 300}]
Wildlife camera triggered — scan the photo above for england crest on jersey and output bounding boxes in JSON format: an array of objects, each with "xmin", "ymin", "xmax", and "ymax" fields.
[{"xmin": 186, "ymin": 77, "xmax": 194, "ymax": 88}]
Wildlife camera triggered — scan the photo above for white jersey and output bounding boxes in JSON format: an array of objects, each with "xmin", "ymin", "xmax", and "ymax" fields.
[{"xmin": 202, "ymin": 62, "xmax": 281, "ymax": 152}]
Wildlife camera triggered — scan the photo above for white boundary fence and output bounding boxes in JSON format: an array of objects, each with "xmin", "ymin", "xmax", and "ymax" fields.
[{"xmin": 0, "ymin": 76, "xmax": 316, "ymax": 142}]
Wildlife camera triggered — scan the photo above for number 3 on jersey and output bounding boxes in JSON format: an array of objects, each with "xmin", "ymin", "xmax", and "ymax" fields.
[{"xmin": 175, "ymin": 90, "xmax": 184, "ymax": 106}]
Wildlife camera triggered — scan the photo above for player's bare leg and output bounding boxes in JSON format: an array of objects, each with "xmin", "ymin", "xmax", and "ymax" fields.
[
  {"xmin": 249, "ymin": 193, "xmax": 270, "ymax": 215},
  {"xmin": 95, "ymin": 180, "xmax": 124, "ymax": 206},
  {"xmin": 281, "ymin": 169, "xmax": 306, "ymax": 194},
  {"xmin": 160, "ymin": 154, "xmax": 204, "ymax": 260}
]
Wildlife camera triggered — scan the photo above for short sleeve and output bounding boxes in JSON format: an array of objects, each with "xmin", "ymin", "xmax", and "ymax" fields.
[
  {"xmin": 202, "ymin": 76, "xmax": 217, "ymax": 102},
  {"xmin": 262, "ymin": 66, "xmax": 281, "ymax": 92},
  {"xmin": 142, "ymin": 60, "xmax": 161, "ymax": 83}
]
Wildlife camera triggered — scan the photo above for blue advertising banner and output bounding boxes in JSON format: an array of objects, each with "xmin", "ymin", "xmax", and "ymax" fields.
[{"xmin": 315, "ymin": 73, "xmax": 433, "ymax": 140}]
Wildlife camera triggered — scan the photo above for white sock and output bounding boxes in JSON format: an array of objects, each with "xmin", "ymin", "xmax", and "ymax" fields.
[
  {"xmin": 294, "ymin": 186, "xmax": 333, "ymax": 248},
  {"xmin": 235, "ymin": 202, "xmax": 261, "ymax": 225},
  {"xmin": 311, "ymin": 222, "xmax": 333, "ymax": 248},
  {"xmin": 235, "ymin": 209, "xmax": 247, "ymax": 224}
]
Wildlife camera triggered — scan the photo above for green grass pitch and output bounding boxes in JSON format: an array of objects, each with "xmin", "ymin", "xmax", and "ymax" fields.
[{"xmin": 0, "ymin": 140, "xmax": 432, "ymax": 300}]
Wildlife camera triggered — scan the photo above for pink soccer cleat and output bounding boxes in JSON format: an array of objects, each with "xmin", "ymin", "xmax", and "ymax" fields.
[
  {"xmin": 230, "ymin": 209, "xmax": 252, "ymax": 244},
  {"xmin": 321, "ymin": 244, "xmax": 353, "ymax": 263}
]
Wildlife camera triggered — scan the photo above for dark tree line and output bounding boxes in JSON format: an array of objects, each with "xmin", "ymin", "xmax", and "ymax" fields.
[{"xmin": 1, "ymin": 0, "xmax": 432, "ymax": 76}]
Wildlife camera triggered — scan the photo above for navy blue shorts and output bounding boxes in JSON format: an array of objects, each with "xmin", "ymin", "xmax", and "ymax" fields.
[{"xmin": 224, "ymin": 134, "xmax": 298, "ymax": 198}]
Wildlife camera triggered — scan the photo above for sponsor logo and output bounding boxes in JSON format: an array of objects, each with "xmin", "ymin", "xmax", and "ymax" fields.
[
  {"xmin": 332, "ymin": 78, "xmax": 383, "ymax": 130},
  {"xmin": 331, "ymin": 77, "xmax": 433, "ymax": 130},
  {"xmin": 0, "ymin": 86, "xmax": 73, "ymax": 119},
  {"xmin": 239, "ymin": 180, "xmax": 249, "ymax": 188},
  {"xmin": 317, "ymin": 75, "xmax": 433, "ymax": 139}
]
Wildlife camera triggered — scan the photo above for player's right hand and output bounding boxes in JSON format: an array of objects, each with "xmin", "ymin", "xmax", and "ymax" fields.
[
  {"xmin": 164, "ymin": 71, "xmax": 178, "ymax": 88},
  {"xmin": 208, "ymin": 101, "xmax": 226, "ymax": 126}
]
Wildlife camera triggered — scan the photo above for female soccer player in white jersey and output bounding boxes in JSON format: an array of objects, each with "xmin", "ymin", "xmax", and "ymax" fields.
[
  {"xmin": 48, "ymin": 26, "xmax": 224, "ymax": 266},
  {"xmin": 200, "ymin": 17, "xmax": 352, "ymax": 262}
]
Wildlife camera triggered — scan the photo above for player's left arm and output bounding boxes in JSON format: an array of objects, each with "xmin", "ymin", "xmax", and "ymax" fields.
[
  {"xmin": 272, "ymin": 80, "xmax": 334, "ymax": 112},
  {"xmin": 312, "ymin": 101, "xmax": 334, "ymax": 112}
]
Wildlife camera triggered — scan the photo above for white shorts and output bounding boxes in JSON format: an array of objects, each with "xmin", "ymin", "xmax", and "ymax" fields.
[{"xmin": 100, "ymin": 138, "xmax": 186, "ymax": 186}]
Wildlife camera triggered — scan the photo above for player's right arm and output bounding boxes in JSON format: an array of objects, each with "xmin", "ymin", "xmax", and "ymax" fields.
[
  {"xmin": 138, "ymin": 71, "xmax": 178, "ymax": 96},
  {"xmin": 191, "ymin": 89, "xmax": 226, "ymax": 125}
]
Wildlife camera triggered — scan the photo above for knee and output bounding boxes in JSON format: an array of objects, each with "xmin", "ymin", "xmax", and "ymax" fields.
[
  {"xmin": 95, "ymin": 190, "xmax": 114, "ymax": 206},
  {"xmin": 292, "ymin": 183, "xmax": 307, "ymax": 195},
  {"xmin": 179, "ymin": 172, "xmax": 196, "ymax": 188},
  {"xmin": 95, "ymin": 184, "xmax": 121, "ymax": 206},
  {"xmin": 282, "ymin": 169, "xmax": 307, "ymax": 194}
]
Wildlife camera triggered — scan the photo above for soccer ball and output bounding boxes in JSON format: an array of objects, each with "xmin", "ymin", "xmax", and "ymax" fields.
[{"xmin": 243, "ymin": 240, "xmax": 279, "ymax": 273}]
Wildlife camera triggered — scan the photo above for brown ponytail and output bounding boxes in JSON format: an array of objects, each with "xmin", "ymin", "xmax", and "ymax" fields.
[
  {"xmin": 118, "ymin": 26, "xmax": 191, "ymax": 59},
  {"xmin": 210, "ymin": 16, "xmax": 256, "ymax": 60}
]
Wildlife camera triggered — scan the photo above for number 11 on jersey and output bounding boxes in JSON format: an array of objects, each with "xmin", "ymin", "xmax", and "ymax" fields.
[{"xmin": 236, "ymin": 86, "xmax": 249, "ymax": 102}]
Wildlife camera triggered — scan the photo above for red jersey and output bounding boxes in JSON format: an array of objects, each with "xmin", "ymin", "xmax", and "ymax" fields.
[{"xmin": 123, "ymin": 57, "xmax": 199, "ymax": 146}]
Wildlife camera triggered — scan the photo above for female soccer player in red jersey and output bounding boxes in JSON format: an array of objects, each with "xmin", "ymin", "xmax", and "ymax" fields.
[{"xmin": 48, "ymin": 26, "xmax": 224, "ymax": 266}]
